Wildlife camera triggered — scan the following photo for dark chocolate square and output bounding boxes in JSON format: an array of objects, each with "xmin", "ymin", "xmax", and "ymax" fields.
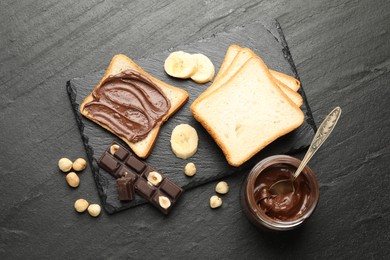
[
  {"xmin": 112, "ymin": 145, "xmax": 129, "ymax": 161},
  {"xmin": 116, "ymin": 177, "xmax": 135, "ymax": 201},
  {"xmin": 98, "ymin": 153, "xmax": 120, "ymax": 174},
  {"xmin": 134, "ymin": 178, "xmax": 156, "ymax": 199},
  {"xmin": 160, "ymin": 178, "xmax": 182, "ymax": 200},
  {"xmin": 117, "ymin": 165, "xmax": 138, "ymax": 180},
  {"xmin": 126, "ymin": 156, "xmax": 146, "ymax": 173}
]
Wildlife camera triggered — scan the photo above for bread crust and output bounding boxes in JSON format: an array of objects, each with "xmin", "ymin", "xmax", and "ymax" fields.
[
  {"xmin": 191, "ymin": 45, "xmax": 302, "ymax": 112},
  {"xmin": 80, "ymin": 54, "xmax": 189, "ymax": 158},
  {"xmin": 269, "ymin": 69, "xmax": 301, "ymax": 92},
  {"xmin": 213, "ymin": 44, "xmax": 241, "ymax": 82},
  {"xmin": 230, "ymin": 46, "xmax": 301, "ymax": 92},
  {"xmin": 215, "ymin": 45, "xmax": 301, "ymax": 92}
]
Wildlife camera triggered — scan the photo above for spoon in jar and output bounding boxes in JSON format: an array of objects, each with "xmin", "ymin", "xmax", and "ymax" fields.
[{"xmin": 268, "ymin": 106, "xmax": 342, "ymax": 196}]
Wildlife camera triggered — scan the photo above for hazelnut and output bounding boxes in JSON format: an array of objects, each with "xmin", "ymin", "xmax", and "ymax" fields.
[
  {"xmin": 159, "ymin": 196, "xmax": 171, "ymax": 209},
  {"xmin": 87, "ymin": 204, "xmax": 101, "ymax": 217},
  {"xmin": 215, "ymin": 181, "xmax": 229, "ymax": 194},
  {"xmin": 110, "ymin": 144, "xmax": 120, "ymax": 155},
  {"xmin": 147, "ymin": 171, "xmax": 162, "ymax": 186},
  {"xmin": 72, "ymin": 158, "xmax": 87, "ymax": 172},
  {"xmin": 210, "ymin": 195, "xmax": 222, "ymax": 208},
  {"xmin": 58, "ymin": 158, "xmax": 73, "ymax": 172},
  {"xmin": 66, "ymin": 172, "xmax": 80, "ymax": 188},
  {"xmin": 74, "ymin": 199, "xmax": 89, "ymax": 213},
  {"xmin": 184, "ymin": 162, "xmax": 196, "ymax": 177}
]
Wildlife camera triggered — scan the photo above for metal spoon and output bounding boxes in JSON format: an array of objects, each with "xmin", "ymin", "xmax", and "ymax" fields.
[{"xmin": 268, "ymin": 106, "xmax": 342, "ymax": 196}]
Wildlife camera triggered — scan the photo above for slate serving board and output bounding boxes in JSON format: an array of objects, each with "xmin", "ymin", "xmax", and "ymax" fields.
[{"xmin": 67, "ymin": 19, "xmax": 316, "ymax": 214}]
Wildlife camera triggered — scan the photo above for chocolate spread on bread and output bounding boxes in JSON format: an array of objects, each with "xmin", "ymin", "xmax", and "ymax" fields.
[{"xmin": 83, "ymin": 70, "xmax": 171, "ymax": 142}]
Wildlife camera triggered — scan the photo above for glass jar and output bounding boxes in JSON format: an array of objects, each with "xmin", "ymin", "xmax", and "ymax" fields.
[{"xmin": 241, "ymin": 155, "xmax": 319, "ymax": 231}]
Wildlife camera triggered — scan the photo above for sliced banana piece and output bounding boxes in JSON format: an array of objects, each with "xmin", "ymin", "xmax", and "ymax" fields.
[
  {"xmin": 190, "ymin": 53, "xmax": 215, "ymax": 83},
  {"xmin": 170, "ymin": 124, "xmax": 199, "ymax": 159},
  {"xmin": 164, "ymin": 51, "xmax": 196, "ymax": 79}
]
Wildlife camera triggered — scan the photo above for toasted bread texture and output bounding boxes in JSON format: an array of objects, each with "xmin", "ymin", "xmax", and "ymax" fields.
[
  {"xmin": 191, "ymin": 56, "xmax": 304, "ymax": 167},
  {"xmin": 80, "ymin": 54, "xmax": 189, "ymax": 158}
]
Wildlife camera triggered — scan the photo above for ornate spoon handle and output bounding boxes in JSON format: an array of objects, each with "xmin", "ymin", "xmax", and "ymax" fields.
[{"xmin": 293, "ymin": 107, "xmax": 342, "ymax": 179}]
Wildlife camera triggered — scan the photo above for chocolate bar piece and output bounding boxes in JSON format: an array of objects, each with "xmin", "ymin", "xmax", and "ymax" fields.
[
  {"xmin": 98, "ymin": 141, "xmax": 183, "ymax": 214},
  {"xmin": 116, "ymin": 176, "xmax": 135, "ymax": 201}
]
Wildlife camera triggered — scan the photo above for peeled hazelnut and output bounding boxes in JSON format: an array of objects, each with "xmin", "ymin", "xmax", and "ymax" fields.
[
  {"xmin": 66, "ymin": 172, "xmax": 80, "ymax": 188},
  {"xmin": 58, "ymin": 158, "xmax": 73, "ymax": 172},
  {"xmin": 87, "ymin": 204, "xmax": 101, "ymax": 217},
  {"xmin": 72, "ymin": 158, "xmax": 87, "ymax": 172},
  {"xmin": 110, "ymin": 144, "xmax": 120, "ymax": 155},
  {"xmin": 215, "ymin": 181, "xmax": 229, "ymax": 194},
  {"xmin": 159, "ymin": 196, "xmax": 171, "ymax": 209},
  {"xmin": 147, "ymin": 171, "xmax": 162, "ymax": 186},
  {"xmin": 210, "ymin": 195, "xmax": 222, "ymax": 208},
  {"xmin": 184, "ymin": 162, "xmax": 196, "ymax": 177},
  {"xmin": 74, "ymin": 199, "xmax": 89, "ymax": 213}
]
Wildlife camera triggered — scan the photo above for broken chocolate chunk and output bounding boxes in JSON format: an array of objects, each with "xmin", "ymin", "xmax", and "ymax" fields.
[{"xmin": 117, "ymin": 176, "xmax": 135, "ymax": 201}]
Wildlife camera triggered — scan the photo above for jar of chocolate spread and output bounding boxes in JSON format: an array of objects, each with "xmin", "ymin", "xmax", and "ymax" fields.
[{"xmin": 241, "ymin": 155, "xmax": 319, "ymax": 231}]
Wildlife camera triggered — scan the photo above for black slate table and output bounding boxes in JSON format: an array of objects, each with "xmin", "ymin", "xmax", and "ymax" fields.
[{"xmin": 1, "ymin": 1, "xmax": 389, "ymax": 259}]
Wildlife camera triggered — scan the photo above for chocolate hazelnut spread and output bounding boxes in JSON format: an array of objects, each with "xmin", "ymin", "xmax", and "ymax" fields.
[
  {"xmin": 241, "ymin": 155, "xmax": 319, "ymax": 231},
  {"xmin": 83, "ymin": 70, "xmax": 171, "ymax": 142},
  {"xmin": 254, "ymin": 164, "xmax": 311, "ymax": 221}
]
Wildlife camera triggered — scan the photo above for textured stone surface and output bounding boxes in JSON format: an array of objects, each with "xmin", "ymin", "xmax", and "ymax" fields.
[
  {"xmin": 1, "ymin": 0, "xmax": 389, "ymax": 259},
  {"xmin": 68, "ymin": 20, "xmax": 315, "ymax": 214}
]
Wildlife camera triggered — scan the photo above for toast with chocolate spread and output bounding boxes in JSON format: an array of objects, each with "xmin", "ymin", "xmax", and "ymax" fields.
[{"xmin": 80, "ymin": 54, "xmax": 189, "ymax": 158}]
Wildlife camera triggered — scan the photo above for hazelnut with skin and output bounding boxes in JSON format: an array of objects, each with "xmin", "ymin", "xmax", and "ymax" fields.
[
  {"xmin": 87, "ymin": 204, "xmax": 101, "ymax": 217},
  {"xmin": 58, "ymin": 158, "xmax": 73, "ymax": 172},
  {"xmin": 184, "ymin": 162, "xmax": 196, "ymax": 177},
  {"xmin": 215, "ymin": 181, "xmax": 229, "ymax": 194},
  {"xmin": 66, "ymin": 172, "xmax": 80, "ymax": 188},
  {"xmin": 74, "ymin": 199, "xmax": 89, "ymax": 213},
  {"xmin": 210, "ymin": 195, "xmax": 222, "ymax": 208},
  {"xmin": 73, "ymin": 158, "xmax": 87, "ymax": 172}
]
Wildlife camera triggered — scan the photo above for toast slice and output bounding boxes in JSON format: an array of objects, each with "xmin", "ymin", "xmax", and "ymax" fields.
[
  {"xmin": 195, "ymin": 46, "xmax": 303, "ymax": 107},
  {"xmin": 80, "ymin": 54, "xmax": 189, "ymax": 158},
  {"xmin": 216, "ymin": 45, "xmax": 301, "ymax": 91},
  {"xmin": 191, "ymin": 56, "xmax": 304, "ymax": 167},
  {"xmin": 235, "ymin": 48, "xmax": 302, "ymax": 106},
  {"xmin": 269, "ymin": 69, "xmax": 301, "ymax": 92},
  {"xmin": 213, "ymin": 45, "xmax": 241, "ymax": 82}
]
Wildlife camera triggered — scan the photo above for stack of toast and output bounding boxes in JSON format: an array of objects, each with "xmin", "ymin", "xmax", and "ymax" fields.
[{"xmin": 191, "ymin": 45, "xmax": 304, "ymax": 167}]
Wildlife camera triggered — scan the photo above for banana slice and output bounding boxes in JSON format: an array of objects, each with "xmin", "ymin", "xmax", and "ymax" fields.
[
  {"xmin": 190, "ymin": 53, "xmax": 215, "ymax": 83},
  {"xmin": 164, "ymin": 51, "xmax": 196, "ymax": 79},
  {"xmin": 170, "ymin": 124, "xmax": 199, "ymax": 159}
]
